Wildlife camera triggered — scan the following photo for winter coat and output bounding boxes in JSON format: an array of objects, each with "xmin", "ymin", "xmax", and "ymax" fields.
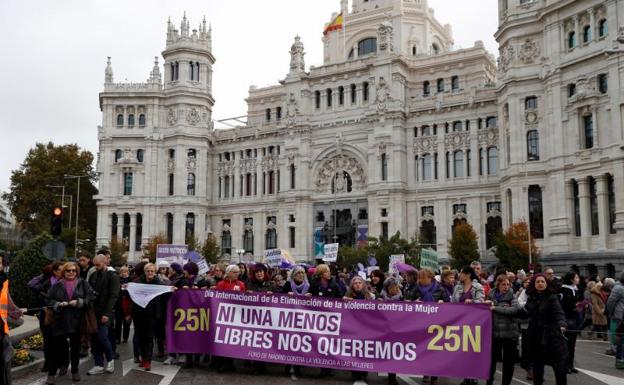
[
  {"xmin": 451, "ymin": 280, "xmax": 484, "ymax": 303},
  {"xmin": 45, "ymin": 279, "xmax": 91, "ymax": 337},
  {"xmin": 310, "ymin": 278, "xmax": 343, "ymax": 298},
  {"xmin": 606, "ymin": 283, "xmax": 624, "ymax": 321},
  {"xmin": 88, "ymin": 269, "xmax": 121, "ymax": 325},
  {"xmin": 559, "ymin": 285, "xmax": 581, "ymax": 328},
  {"xmin": 590, "ymin": 286, "xmax": 608, "ymax": 326},
  {"xmin": 488, "ymin": 289, "xmax": 520, "ymax": 339},
  {"xmin": 406, "ymin": 282, "xmax": 450, "ymax": 302},
  {"xmin": 131, "ymin": 275, "xmax": 164, "ymax": 320},
  {"xmin": 216, "ymin": 279, "xmax": 246, "ymax": 291},
  {"xmin": 523, "ymin": 292, "xmax": 568, "ymax": 366},
  {"xmin": 247, "ymin": 279, "xmax": 273, "ymax": 292}
]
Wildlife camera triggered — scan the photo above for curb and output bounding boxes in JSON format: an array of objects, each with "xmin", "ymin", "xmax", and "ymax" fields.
[{"xmin": 11, "ymin": 357, "xmax": 44, "ymax": 377}]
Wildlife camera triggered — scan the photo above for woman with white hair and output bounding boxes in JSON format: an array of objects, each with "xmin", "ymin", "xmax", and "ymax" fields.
[
  {"xmin": 215, "ymin": 265, "xmax": 246, "ymax": 292},
  {"xmin": 281, "ymin": 266, "xmax": 311, "ymax": 296}
]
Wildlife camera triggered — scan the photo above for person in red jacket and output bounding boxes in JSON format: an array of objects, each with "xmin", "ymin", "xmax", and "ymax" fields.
[{"xmin": 216, "ymin": 265, "xmax": 246, "ymax": 292}]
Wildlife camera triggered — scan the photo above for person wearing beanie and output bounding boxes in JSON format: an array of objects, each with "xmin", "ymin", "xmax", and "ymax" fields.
[
  {"xmin": 606, "ymin": 272, "xmax": 624, "ymax": 369},
  {"xmin": 182, "ymin": 262, "xmax": 199, "ymax": 287},
  {"xmin": 157, "ymin": 261, "xmax": 171, "ymax": 285},
  {"xmin": 168, "ymin": 263, "xmax": 184, "ymax": 287}
]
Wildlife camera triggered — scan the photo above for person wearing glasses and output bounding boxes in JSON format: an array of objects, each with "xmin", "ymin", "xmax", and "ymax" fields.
[{"xmin": 45, "ymin": 262, "xmax": 91, "ymax": 384}]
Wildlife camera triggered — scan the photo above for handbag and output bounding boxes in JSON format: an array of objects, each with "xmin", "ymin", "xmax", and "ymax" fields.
[
  {"xmin": 81, "ymin": 306, "xmax": 98, "ymax": 335},
  {"xmin": 43, "ymin": 308, "xmax": 54, "ymax": 327}
]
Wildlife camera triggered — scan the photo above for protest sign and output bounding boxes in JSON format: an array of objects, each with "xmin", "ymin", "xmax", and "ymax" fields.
[
  {"xmin": 388, "ymin": 254, "xmax": 405, "ymax": 275},
  {"xmin": 156, "ymin": 244, "xmax": 188, "ymax": 266},
  {"xmin": 420, "ymin": 248, "xmax": 439, "ymax": 272},
  {"xmin": 264, "ymin": 249, "xmax": 283, "ymax": 268},
  {"xmin": 167, "ymin": 290, "xmax": 492, "ymax": 379},
  {"xmin": 323, "ymin": 243, "xmax": 339, "ymax": 262}
]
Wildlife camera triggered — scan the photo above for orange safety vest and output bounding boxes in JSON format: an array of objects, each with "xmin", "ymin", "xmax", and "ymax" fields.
[{"xmin": 0, "ymin": 280, "xmax": 9, "ymax": 334}]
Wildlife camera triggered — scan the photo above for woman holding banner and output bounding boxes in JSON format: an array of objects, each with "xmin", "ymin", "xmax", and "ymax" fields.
[
  {"xmin": 310, "ymin": 264, "xmax": 343, "ymax": 298},
  {"xmin": 247, "ymin": 263, "xmax": 273, "ymax": 293},
  {"xmin": 131, "ymin": 263, "xmax": 163, "ymax": 371},
  {"xmin": 282, "ymin": 266, "xmax": 311, "ymax": 297},
  {"xmin": 485, "ymin": 274, "xmax": 521, "ymax": 385},
  {"xmin": 452, "ymin": 266, "xmax": 484, "ymax": 385},
  {"xmin": 344, "ymin": 276, "xmax": 375, "ymax": 300},
  {"xmin": 523, "ymin": 274, "xmax": 568, "ymax": 385}
]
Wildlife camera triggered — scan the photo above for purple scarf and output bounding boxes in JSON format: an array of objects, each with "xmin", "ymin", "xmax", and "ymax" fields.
[{"xmin": 418, "ymin": 281, "xmax": 439, "ymax": 302}]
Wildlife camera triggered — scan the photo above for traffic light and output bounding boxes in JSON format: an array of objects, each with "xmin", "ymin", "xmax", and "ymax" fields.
[{"xmin": 51, "ymin": 207, "xmax": 63, "ymax": 237}]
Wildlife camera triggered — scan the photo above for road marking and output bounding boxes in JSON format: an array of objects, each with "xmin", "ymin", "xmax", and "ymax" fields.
[
  {"xmin": 26, "ymin": 376, "xmax": 46, "ymax": 385},
  {"xmin": 398, "ymin": 375, "xmax": 421, "ymax": 385},
  {"xmin": 577, "ymin": 339, "xmax": 609, "ymax": 344},
  {"xmin": 592, "ymin": 351, "xmax": 615, "ymax": 358},
  {"xmin": 122, "ymin": 358, "xmax": 180, "ymax": 385},
  {"xmin": 352, "ymin": 381, "xmax": 367, "ymax": 385},
  {"xmin": 577, "ymin": 368, "xmax": 624, "ymax": 385},
  {"xmin": 496, "ymin": 370, "xmax": 532, "ymax": 385}
]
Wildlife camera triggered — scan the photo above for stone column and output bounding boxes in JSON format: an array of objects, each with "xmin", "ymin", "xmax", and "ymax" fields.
[
  {"xmin": 107, "ymin": 213, "xmax": 113, "ymax": 243},
  {"xmin": 565, "ymin": 180, "xmax": 576, "ymax": 236},
  {"xmin": 591, "ymin": 107, "xmax": 599, "ymax": 148},
  {"xmin": 573, "ymin": 16, "xmax": 580, "ymax": 47},
  {"xmin": 596, "ymin": 174, "xmax": 609, "ymax": 250},
  {"xmin": 578, "ymin": 178, "xmax": 591, "ymax": 250},
  {"xmin": 129, "ymin": 213, "xmax": 137, "ymax": 261},
  {"xmin": 116, "ymin": 214, "xmax": 123, "ymax": 242},
  {"xmin": 470, "ymin": 120, "xmax": 479, "ymax": 179},
  {"xmin": 356, "ymin": 84, "xmax": 363, "ymax": 106},
  {"xmin": 613, "ymin": 160, "xmax": 624, "ymax": 249},
  {"xmin": 589, "ymin": 9, "xmax": 596, "ymax": 42}
]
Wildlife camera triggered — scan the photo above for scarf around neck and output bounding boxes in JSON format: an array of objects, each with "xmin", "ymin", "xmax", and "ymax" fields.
[
  {"xmin": 418, "ymin": 281, "xmax": 439, "ymax": 302},
  {"xmin": 290, "ymin": 278, "xmax": 310, "ymax": 296}
]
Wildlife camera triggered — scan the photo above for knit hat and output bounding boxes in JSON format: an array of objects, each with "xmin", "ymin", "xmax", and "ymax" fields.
[
  {"xmin": 183, "ymin": 261, "xmax": 199, "ymax": 276},
  {"xmin": 170, "ymin": 262, "xmax": 183, "ymax": 274},
  {"xmin": 252, "ymin": 263, "xmax": 268, "ymax": 273},
  {"xmin": 158, "ymin": 260, "xmax": 170, "ymax": 269}
]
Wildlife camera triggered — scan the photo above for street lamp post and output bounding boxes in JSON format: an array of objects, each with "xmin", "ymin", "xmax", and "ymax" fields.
[
  {"xmin": 64, "ymin": 174, "xmax": 87, "ymax": 258},
  {"xmin": 235, "ymin": 248, "xmax": 245, "ymax": 264},
  {"xmin": 54, "ymin": 194, "xmax": 73, "ymax": 228}
]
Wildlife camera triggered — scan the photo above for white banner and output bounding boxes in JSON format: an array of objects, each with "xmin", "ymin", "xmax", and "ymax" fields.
[
  {"xmin": 126, "ymin": 282, "xmax": 173, "ymax": 308},
  {"xmin": 323, "ymin": 243, "xmax": 339, "ymax": 262},
  {"xmin": 264, "ymin": 249, "xmax": 283, "ymax": 267},
  {"xmin": 389, "ymin": 254, "xmax": 405, "ymax": 275}
]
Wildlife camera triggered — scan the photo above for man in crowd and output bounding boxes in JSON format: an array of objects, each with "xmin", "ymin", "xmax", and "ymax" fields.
[
  {"xmin": 87, "ymin": 254, "xmax": 120, "ymax": 375},
  {"xmin": 77, "ymin": 252, "xmax": 92, "ymax": 280}
]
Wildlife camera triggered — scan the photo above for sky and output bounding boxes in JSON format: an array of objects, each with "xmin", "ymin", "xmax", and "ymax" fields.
[{"xmin": 0, "ymin": 0, "xmax": 499, "ymax": 195}]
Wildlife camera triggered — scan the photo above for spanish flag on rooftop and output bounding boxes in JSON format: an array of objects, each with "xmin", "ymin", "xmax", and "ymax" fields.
[{"xmin": 323, "ymin": 13, "xmax": 343, "ymax": 35}]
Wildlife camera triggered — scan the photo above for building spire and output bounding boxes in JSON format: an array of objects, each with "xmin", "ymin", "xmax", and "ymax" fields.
[
  {"xmin": 150, "ymin": 56, "xmax": 161, "ymax": 84},
  {"xmin": 181, "ymin": 11, "xmax": 189, "ymax": 37},
  {"xmin": 105, "ymin": 56, "xmax": 113, "ymax": 84}
]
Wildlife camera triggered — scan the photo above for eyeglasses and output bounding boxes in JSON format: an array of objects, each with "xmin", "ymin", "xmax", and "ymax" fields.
[
  {"xmin": 145, "ymin": 270, "xmax": 156, "ymax": 273},
  {"xmin": 65, "ymin": 269, "xmax": 77, "ymax": 273}
]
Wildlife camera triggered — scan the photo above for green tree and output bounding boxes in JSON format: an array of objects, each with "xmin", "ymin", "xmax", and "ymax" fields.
[
  {"xmin": 143, "ymin": 234, "xmax": 168, "ymax": 263},
  {"xmin": 108, "ymin": 237, "xmax": 128, "ymax": 266},
  {"xmin": 337, "ymin": 244, "xmax": 368, "ymax": 269},
  {"xmin": 8, "ymin": 233, "xmax": 53, "ymax": 309},
  {"xmin": 338, "ymin": 232, "xmax": 420, "ymax": 271},
  {"xmin": 448, "ymin": 222, "xmax": 480, "ymax": 269},
  {"xmin": 200, "ymin": 233, "xmax": 220, "ymax": 264},
  {"xmin": 2, "ymin": 142, "xmax": 98, "ymax": 237},
  {"xmin": 186, "ymin": 235, "xmax": 199, "ymax": 251},
  {"xmin": 495, "ymin": 221, "xmax": 539, "ymax": 271}
]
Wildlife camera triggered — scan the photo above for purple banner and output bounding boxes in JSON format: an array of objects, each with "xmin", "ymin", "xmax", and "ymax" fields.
[{"xmin": 166, "ymin": 290, "xmax": 492, "ymax": 379}]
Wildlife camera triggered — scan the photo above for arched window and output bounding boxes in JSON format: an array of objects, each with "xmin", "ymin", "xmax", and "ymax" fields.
[
  {"xmin": 187, "ymin": 173, "xmax": 196, "ymax": 196},
  {"xmin": 419, "ymin": 220, "xmax": 437, "ymax": 250},
  {"xmin": 422, "ymin": 153, "xmax": 432, "ymax": 181},
  {"xmin": 572, "ymin": 179, "xmax": 580, "ymax": 236},
  {"xmin": 187, "ymin": 149, "xmax": 196, "ymax": 159},
  {"xmin": 174, "ymin": 62, "xmax": 179, "ymax": 80},
  {"xmin": 168, "ymin": 173, "xmax": 174, "ymax": 196},
  {"xmin": 266, "ymin": 108, "xmax": 271, "ymax": 121},
  {"xmin": 437, "ymin": 78, "xmax": 445, "ymax": 93},
  {"xmin": 265, "ymin": 228, "xmax": 277, "ymax": 249},
  {"xmin": 528, "ymin": 185, "xmax": 544, "ymax": 239},
  {"xmin": 381, "ymin": 153, "xmax": 388, "ymax": 181},
  {"xmin": 221, "ymin": 229, "xmax": 232, "ymax": 256},
  {"xmin": 422, "ymin": 125, "xmax": 432, "ymax": 136},
  {"xmin": 136, "ymin": 149, "xmax": 144, "ymax": 163},
  {"xmin": 487, "ymin": 147, "xmax": 499, "ymax": 175},
  {"xmin": 527, "ymin": 130, "xmax": 539, "ymax": 160},
  {"xmin": 135, "ymin": 213, "xmax": 142, "ymax": 251},
  {"xmin": 189, "ymin": 62, "xmax": 194, "ymax": 80},
  {"xmin": 111, "ymin": 213, "xmax": 118, "ymax": 239},
  {"xmin": 598, "ymin": 74, "xmax": 608, "ymax": 94},
  {"xmin": 357, "ymin": 38, "xmax": 377, "ymax": 56},
  {"xmin": 589, "ymin": 177, "xmax": 599, "ymax": 235},
  {"xmin": 138, "ymin": 114, "xmax": 146, "ymax": 127},
  {"xmin": 608, "ymin": 174, "xmax": 616, "ymax": 234},
  {"xmin": 315, "ymin": 91, "xmax": 321, "ymax": 109},
  {"xmin": 452, "ymin": 121, "xmax": 462, "ymax": 132},
  {"xmin": 116, "ymin": 114, "xmax": 124, "ymax": 127},
  {"xmin": 290, "ymin": 164, "xmax": 296, "ymax": 189},
  {"xmin": 169, "ymin": 149, "xmax": 175, "ymax": 159},
  {"xmin": 128, "ymin": 114, "xmax": 135, "ymax": 126},
  {"xmin": 350, "ymin": 84, "xmax": 357, "ymax": 104},
  {"xmin": 166, "ymin": 213, "xmax": 173, "ymax": 243},
  {"xmin": 243, "ymin": 228, "xmax": 254, "ymax": 254},
  {"xmin": 338, "ymin": 86, "xmax": 344, "ymax": 105},
  {"xmin": 479, "ymin": 148, "xmax": 485, "ymax": 175},
  {"xmin": 598, "ymin": 19, "xmax": 608, "ymax": 38},
  {"xmin": 115, "ymin": 149, "xmax": 122, "ymax": 162},
  {"xmin": 453, "ymin": 150, "xmax": 464, "ymax": 178},
  {"xmin": 412, "ymin": 45, "xmax": 417, "ymax": 56},
  {"xmin": 432, "ymin": 43, "xmax": 440, "ymax": 55},
  {"xmin": 224, "ymin": 175, "xmax": 230, "ymax": 198},
  {"xmin": 582, "ymin": 25, "xmax": 592, "ymax": 44},
  {"xmin": 185, "ymin": 213, "xmax": 195, "ymax": 241},
  {"xmin": 568, "ymin": 31, "xmax": 576, "ymax": 49},
  {"xmin": 486, "ymin": 215, "xmax": 502, "ymax": 249},
  {"xmin": 568, "ymin": 83, "xmax": 577, "ymax": 97},
  {"xmin": 276, "ymin": 106, "xmax": 282, "ymax": 120},
  {"xmin": 583, "ymin": 115, "xmax": 593, "ymax": 149},
  {"xmin": 195, "ymin": 62, "xmax": 200, "ymax": 81},
  {"xmin": 122, "ymin": 213, "xmax": 131, "ymax": 250},
  {"xmin": 123, "ymin": 172, "xmax": 133, "ymax": 195},
  {"xmin": 451, "ymin": 76, "xmax": 459, "ymax": 91},
  {"xmin": 363, "ymin": 82, "xmax": 369, "ymax": 101},
  {"xmin": 423, "ymin": 81, "xmax": 430, "ymax": 96},
  {"xmin": 327, "ymin": 88, "xmax": 333, "ymax": 107},
  {"xmin": 170, "ymin": 63, "xmax": 175, "ymax": 81}
]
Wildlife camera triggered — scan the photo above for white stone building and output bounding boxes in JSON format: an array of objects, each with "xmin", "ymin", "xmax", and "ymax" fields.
[{"xmin": 95, "ymin": 0, "xmax": 624, "ymax": 276}]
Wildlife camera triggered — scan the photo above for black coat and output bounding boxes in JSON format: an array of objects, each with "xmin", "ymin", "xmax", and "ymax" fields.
[
  {"xmin": 310, "ymin": 278, "xmax": 343, "ymax": 298},
  {"xmin": 45, "ymin": 279, "xmax": 91, "ymax": 337},
  {"xmin": 131, "ymin": 275, "xmax": 164, "ymax": 320},
  {"xmin": 247, "ymin": 279, "xmax": 273, "ymax": 292},
  {"xmin": 559, "ymin": 285, "xmax": 582, "ymax": 327},
  {"xmin": 523, "ymin": 292, "xmax": 568, "ymax": 366},
  {"xmin": 88, "ymin": 269, "xmax": 120, "ymax": 324}
]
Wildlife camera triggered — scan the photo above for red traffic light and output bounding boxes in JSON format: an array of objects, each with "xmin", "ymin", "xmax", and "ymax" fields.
[{"xmin": 53, "ymin": 207, "xmax": 63, "ymax": 217}]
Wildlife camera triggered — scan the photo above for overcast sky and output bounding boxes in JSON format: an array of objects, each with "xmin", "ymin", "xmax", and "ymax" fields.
[{"xmin": 0, "ymin": 0, "xmax": 498, "ymax": 195}]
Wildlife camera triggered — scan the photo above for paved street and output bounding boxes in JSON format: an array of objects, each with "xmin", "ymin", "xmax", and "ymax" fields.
[{"xmin": 13, "ymin": 335, "xmax": 623, "ymax": 385}]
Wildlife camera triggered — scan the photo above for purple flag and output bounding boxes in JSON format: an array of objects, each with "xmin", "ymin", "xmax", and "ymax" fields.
[{"xmin": 167, "ymin": 290, "xmax": 492, "ymax": 379}]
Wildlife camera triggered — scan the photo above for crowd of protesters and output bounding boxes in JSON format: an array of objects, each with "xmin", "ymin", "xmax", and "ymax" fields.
[{"xmin": 20, "ymin": 249, "xmax": 624, "ymax": 385}]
